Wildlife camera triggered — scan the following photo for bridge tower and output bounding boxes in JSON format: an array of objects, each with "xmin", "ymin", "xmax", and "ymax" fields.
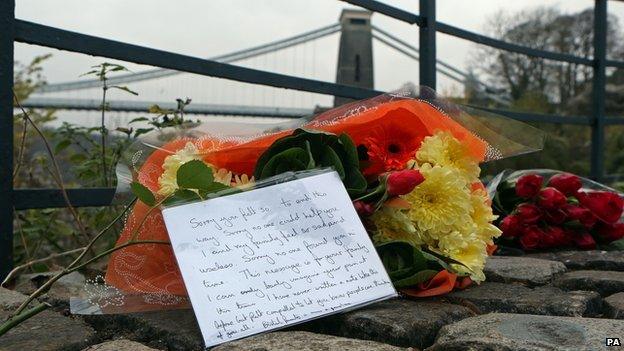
[{"xmin": 334, "ymin": 9, "xmax": 374, "ymax": 107}]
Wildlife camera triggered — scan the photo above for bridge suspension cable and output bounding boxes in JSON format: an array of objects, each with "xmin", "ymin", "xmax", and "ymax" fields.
[{"xmin": 371, "ymin": 25, "xmax": 510, "ymax": 105}]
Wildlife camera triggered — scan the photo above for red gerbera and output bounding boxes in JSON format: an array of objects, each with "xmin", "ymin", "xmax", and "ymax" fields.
[{"xmin": 361, "ymin": 123, "xmax": 423, "ymax": 176}]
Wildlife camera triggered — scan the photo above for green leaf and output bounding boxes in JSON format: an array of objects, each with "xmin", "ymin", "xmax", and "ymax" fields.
[
  {"xmin": 176, "ymin": 160, "xmax": 214, "ymax": 190},
  {"xmin": 134, "ymin": 128, "xmax": 154, "ymax": 137},
  {"xmin": 130, "ymin": 182, "xmax": 156, "ymax": 206},
  {"xmin": 129, "ymin": 117, "xmax": 149, "ymax": 124},
  {"xmin": 54, "ymin": 139, "xmax": 71, "ymax": 154},
  {"xmin": 163, "ymin": 189, "xmax": 202, "ymax": 207},
  {"xmin": 393, "ymin": 269, "xmax": 439, "ymax": 288},
  {"xmin": 376, "ymin": 241, "xmax": 428, "ymax": 278},
  {"xmin": 319, "ymin": 145, "xmax": 345, "ymax": 179},
  {"xmin": 110, "ymin": 85, "xmax": 138, "ymax": 96},
  {"xmin": 259, "ymin": 147, "xmax": 310, "ymax": 179},
  {"xmin": 198, "ymin": 182, "xmax": 230, "ymax": 198}
]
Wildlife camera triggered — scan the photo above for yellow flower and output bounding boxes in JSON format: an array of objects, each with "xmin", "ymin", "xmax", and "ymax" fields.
[
  {"xmin": 158, "ymin": 142, "xmax": 203, "ymax": 196},
  {"xmin": 158, "ymin": 142, "xmax": 251, "ymax": 196},
  {"xmin": 213, "ymin": 168, "xmax": 233, "ymax": 186},
  {"xmin": 233, "ymin": 174, "xmax": 255, "ymax": 189},
  {"xmin": 416, "ymin": 131, "xmax": 481, "ymax": 183},
  {"xmin": 371, "ymin": 206, "xmax": 420, "ymax": 246},
  {"xmin": 470, "ymin": 189, "xmax": 502, "ymax": 243},
  {"xmin": 403, "ymin": 164, "xmax": 472, "ymax": 234}
]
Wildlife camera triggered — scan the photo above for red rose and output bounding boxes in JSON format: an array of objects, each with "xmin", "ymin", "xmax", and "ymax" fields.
[
  {"xmin": 519, "ymin": 226, "xmax": 544, "ymax": 250},
  {"xmin": 563, "ymin": 204, "xmax": 597, "ymax": 228},
  {"xmin": 593, "ymin": 221, "xmax": 624, "ymax": 243},
  {"xmin": 386, "ymin": 170, "xmax": 425, "ymax": 196},
  {"xmin": 544, "ymin": 209, "xmax": 567, "ymax": 225},
  {"xmin": 353, "ymin": 201, "xmax": 374, "ymax": 216},
  {"xmin": 537, "ymin": 187, "xmax": 567, "ymax": 210},
  {"xmin": 516, "ymin": 203, "xmax": 541, "ymax": 224},
  {"xmin": 547, "ymin": 172, "xmax": 582, "ymax": 196},
  {"xmin": 499, "ymin": 215, "xmax": 523, "ymax": 238},
  {"xmin": 573, "ymin": 231, "xmax": 596, "ymax": 250},
  {"xmin": 543, "ymin": 226, "xmax": 567, "ymax": 248},
  {"xmin": 576, "ymin": 191, "xmax": 624, "ymax": 224},
  {"xmin": 515, "ymin": 174, "xmax": 543, "ymax": 198}
]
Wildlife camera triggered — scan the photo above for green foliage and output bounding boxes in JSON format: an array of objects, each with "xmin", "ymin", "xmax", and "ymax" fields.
[
  {"xmin": 176, "ymin": 160, "xmax": 214, "ymax": 190},
  {"xmin": 130, "ymin": 182, "xmax": 156, "ymax": 206},
  {"xmin": 376, "ymin": 241, "xmax": 439, "ymax": 288},
  {"xmin": 254, "ymin": 129, "xmax": 367, "ymax": 196}
]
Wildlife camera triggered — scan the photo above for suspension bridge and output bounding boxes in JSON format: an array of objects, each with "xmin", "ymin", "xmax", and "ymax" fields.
[{"xmin": 22, "ymin": 10, "xmax": 507, "ymax": 121}]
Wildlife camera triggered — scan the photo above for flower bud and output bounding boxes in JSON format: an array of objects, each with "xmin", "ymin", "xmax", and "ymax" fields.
[
  {"xmin": 537, "ymin": 187, "xmax": 567, "ymax": 210},
  {"xmin": 353, "ymin": 200, "xmax": 375, "ymax": 217},
  {"xmin": 573, "ymin": 232, "xmax": 596, "ymax": 250},
  {"xmin": 516, "ymin": 203, "xmax": 541, "ymax": 224},
  {"xmin": 386, "ymin": 170, "xmax": 425, "ymax": 196},
  {"xmin": 547, "ymin": 172, "xmax": 582, "ymax": 196},
  {"xmin": 576, "ymin": 190, "xmax": 624, "ymax": 224},
  {"xmin": 515, "ymin": 174, "xmax": 543, "ymax": 198},
  {"xmin": 499, "ymin": 215, "xmax": 523, "ymax": 238}
]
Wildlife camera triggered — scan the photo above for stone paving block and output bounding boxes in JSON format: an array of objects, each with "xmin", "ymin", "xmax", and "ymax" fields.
[
  {"xmin": 82, "ymin": 339, "xmax": 160, "ymax": 351},
  {"xmin": 0, "ymin": 287, "xmax": 28, "ymax": 311},
  {"xmin": 303, "ymin": 299, "xmax": 472, "ymax": 349},
  {"xmin": 14, "ymin": 271, "xmax": 86, "ymax": 306},
  {"xmin": 527, "ymin": 250, "xmax": 624, "ymax": 271},
  {"xmin": 484, "ymin": 256, "xmax": 566, "ymax": 285},
  {"xmin": 447, "ymin": 282, "xmax": 602, "ymax": 317},
  {"xmin": 84, "ymin": 308, "xmax": 202, "ymax": 351},
  {"xmin": 428, "ymin": 313, "xmax": 624, "ymax": 351},
  {"xmin": 554, "ymin": 270, "xmax": 624, "ymax": 296},
  {"xmin": 0, "ymin": 309, "xmax": 96, "ymax": 351},
  {"xmin": 605, "ymin": 292, "xmax": 624, "ymax": 319},
  {"xmin": 212, "ymin": 331, "xmax": 410, "ymax": 351}
]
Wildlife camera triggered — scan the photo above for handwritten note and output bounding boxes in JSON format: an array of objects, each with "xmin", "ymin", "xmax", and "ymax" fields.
[{"xmin": 161, "ymin": 171, "xmax": 397, "ymax": 348}]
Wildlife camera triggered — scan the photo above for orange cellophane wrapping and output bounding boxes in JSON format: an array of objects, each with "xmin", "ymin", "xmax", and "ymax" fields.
[{"xmin": 105, "ymin": 99, "xmax": 487, "ymax": 297}]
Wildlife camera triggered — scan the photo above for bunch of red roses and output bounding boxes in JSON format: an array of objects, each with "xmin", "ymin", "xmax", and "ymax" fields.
[{"xmin": 498, "ymin": 172, "xmax": 624, "ymax": 250}]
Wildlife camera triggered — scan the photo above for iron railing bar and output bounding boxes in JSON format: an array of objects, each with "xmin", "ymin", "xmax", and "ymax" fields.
[
  {"xmin": 590, "ymin": 0, "xmax": 607, "ymax": 181},
  {"xmin": 467, "ymin": 105, "xmax": 592, "ymax": 125},
  {"xmin": 14, "ymin": 20, "xmax": 382, "ymax": 100},
  {"xmin": 15, "ymin": 188, "xmax": 116, "ymax": 210},
  {"xmin": 0, "ymin": 0, "xmax": 15, "ymax": 280},
  {"xmin": 605, "ymin": 117, "xmax": 624, "ymax": 125},
  {"xmin": 606, "ymin": 59, "xmax": 624, "ymax": 69},
  {"xmin": 340, "ymin": 0, "xmax": 423, "ymax": 26},
  {"xmin": 436, "ymin": 22, "xmax": 593, "ymax": 66}
]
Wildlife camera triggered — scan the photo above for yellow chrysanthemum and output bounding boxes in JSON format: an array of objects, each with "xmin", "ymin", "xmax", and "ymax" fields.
[
  {"xmin": 233, "ymin": 174, "xmax": 255, "ymax": 189},
  {"xmin": 158, "ymin": 142, "xmax": 252, "ymax": 196},
  {"xmin": 371, "ymin": 206, "xmax": 420, "ymax": 246},
  {"xmin": 470, "ymin": 189, "xmax": 502, "ymax": 243},
  {"xmin": 403, "ymin": 164, "xmax": 472, "ymax": 234},
  {"xmin": 158, "ymin": 142, "xmax": 203, "ymax": 196},
  {"xmin": 416, "ymin": 131, "xmax": 481, "ymax": 183}
]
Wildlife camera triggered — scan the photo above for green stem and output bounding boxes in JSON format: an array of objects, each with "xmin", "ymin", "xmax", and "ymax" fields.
[{"xmin": 0, "ymin": 303, "xmax": 49, "ymax": 338}]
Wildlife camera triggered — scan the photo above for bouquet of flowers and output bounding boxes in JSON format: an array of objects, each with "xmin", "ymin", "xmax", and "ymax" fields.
[
  {"xmin": 488, "ymin": 169, "xmax": 624, "ymax": 252},
  {"xmin": 89, "ymin": 86, "xmax": 543, "ymax": 312}
]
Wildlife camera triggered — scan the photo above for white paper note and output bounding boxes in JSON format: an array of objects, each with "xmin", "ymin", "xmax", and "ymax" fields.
[{"xmin": 162, "ymin": 171, "xmax": 397, "ymax": 348}]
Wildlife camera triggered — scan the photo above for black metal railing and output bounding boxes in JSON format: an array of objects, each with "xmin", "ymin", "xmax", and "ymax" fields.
[{"xmin": 1, "ymin": 0, "xmax": 623, "ymax": 279}]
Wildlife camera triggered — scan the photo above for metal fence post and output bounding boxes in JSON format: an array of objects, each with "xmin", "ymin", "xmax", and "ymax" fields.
[
  {"xmin": 590, "ymin": 0, "xmax": 607, "ymax": 181},
  {"xmin": 0, "ymin": 0, "xmax": 15, "ymax": 280},
  {"xmin": 419, "ymin": 0, "xmax": 436, "ymax": 90}
]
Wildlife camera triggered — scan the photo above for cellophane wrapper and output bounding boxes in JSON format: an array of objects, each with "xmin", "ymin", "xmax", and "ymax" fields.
[{"xmin": 70, "ymin": 85, "xmax": 545, "ymax": 314}]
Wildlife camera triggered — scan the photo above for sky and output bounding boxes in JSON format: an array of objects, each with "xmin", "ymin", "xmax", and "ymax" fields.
[{"xmin": 13, "ymin": 0, "xmax": 624, "ymax": 114}]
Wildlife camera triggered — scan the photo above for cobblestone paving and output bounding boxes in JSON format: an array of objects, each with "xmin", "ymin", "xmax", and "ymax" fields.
[{"xmin": 1, "ymin": 250, "xmax": 623, "ymax": 350}]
